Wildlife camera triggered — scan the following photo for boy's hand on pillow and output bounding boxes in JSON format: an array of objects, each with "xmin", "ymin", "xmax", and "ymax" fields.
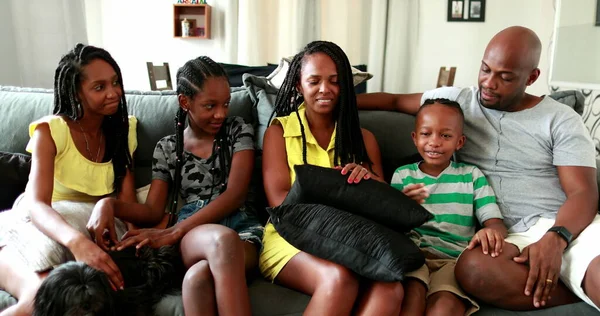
[
  {"xmin": 468, "ymin": 219, "xmax": 508, "ymax": 258},
  {"xmin": 336, "ymin": 163, "xmax": 371, "ymax": 184},
  {"xmin": 401, "ymin": 184, "xmax": 429, "ymax": 204}
]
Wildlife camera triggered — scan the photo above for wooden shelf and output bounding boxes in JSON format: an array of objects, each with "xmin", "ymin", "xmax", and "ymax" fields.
[{"xmin": 173, "ymin": 4, "xmax": 211, "ymax": 39}]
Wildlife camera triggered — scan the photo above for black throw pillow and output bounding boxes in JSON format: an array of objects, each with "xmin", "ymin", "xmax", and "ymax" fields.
[
  {"xmin": 0, "ymin": 152, "xmax": 31, "ymax": 211},
  {"xmin": 283, "ymin": 164, "xmax": 433, "ymax": 232},
  {"xmin": 268, "ymin": 203, "xmax": 424, "ymax": 281}
]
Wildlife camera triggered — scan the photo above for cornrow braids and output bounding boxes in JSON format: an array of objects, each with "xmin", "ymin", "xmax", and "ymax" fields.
[
  {"xmin": 420, "ymin": 98, "xmax": 464, "ymax": 123},
  {"xmin": 53, "ymin": 43, "xmax": 132, "ymax": 193},
  {"xmin": 271, "ymin": 40, "xmax": 371, "ymax": 169},
  {"xmin": 167, "ymin": 56, "xmax": 230, "ymax": 227}
]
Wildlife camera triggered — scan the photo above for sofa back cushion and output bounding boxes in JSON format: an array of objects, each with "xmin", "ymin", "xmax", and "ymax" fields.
[
  {"xmin": 0, "ymin": 86, "xmax": 257, "ymax": 189},
  {"xmin": 0, "ymin": 87, "xmax": 54, "ymax": 155}
]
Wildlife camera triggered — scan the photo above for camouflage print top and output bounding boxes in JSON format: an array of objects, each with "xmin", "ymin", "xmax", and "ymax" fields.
[{"xmin": 152, "ymin": 116, "xmax": 254, "ymax": 205}]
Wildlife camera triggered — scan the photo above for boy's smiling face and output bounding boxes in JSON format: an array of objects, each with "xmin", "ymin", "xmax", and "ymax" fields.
[{"xmin": 412, "ymin": 103, "xmax": 466, "ymax": 176}]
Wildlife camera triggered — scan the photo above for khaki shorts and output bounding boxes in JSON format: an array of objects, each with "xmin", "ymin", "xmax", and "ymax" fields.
[
  {"xmin": 406, "ymin": 258, "xmax": 479, "ymax": 316},
  {"xmin": 506, "ymin": 216, "xmax": 600, "ymax": 311}
]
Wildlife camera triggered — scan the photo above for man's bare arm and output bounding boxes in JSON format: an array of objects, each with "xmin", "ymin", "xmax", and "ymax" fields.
[
  {"xmin": 554, "ymin": 165, "xmax": 598, "ymax": 240},
  {"xmin": 356, "ymin": 92, "xmax": 423, "ymax": 115}
]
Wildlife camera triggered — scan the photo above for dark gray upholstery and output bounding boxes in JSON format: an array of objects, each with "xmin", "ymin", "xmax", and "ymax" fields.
[{"xmin": 0, "ymin": 85, "xmax": 598, "ymax": 315}]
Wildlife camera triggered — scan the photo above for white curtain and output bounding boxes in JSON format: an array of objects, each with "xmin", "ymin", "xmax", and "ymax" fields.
[
  {"xmin": 0, "ymin": 0, "xmax": 87, "ymax": 88},
  {"xmin": 218, "ymin": 0, "xmax": 419, "ymax": 93}
]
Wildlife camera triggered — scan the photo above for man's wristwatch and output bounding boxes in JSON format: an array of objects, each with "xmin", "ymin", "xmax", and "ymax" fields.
[{"xmin": 547, "ymin": 226, "xmax": 573, "ymax": 248}]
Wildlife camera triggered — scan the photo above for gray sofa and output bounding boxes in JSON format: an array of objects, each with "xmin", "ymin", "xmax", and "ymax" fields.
[{"xmin": 0, "ymin": 83, "xmax": 599, "ymax": 316}]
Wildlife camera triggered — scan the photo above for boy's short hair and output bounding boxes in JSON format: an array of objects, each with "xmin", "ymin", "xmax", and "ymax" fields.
[{"xmin": 418, "ymin": 98, "xmax": 465, "ymax": 123}]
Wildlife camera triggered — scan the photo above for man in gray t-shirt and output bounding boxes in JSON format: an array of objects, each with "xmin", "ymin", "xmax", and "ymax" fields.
[
  {"xmin": 358, "ymin": 26, "xmax": 600, "ymax": 312},
  {"xmin": 421, "ymin": 86, "xmax": 596, "ymax": 233}
]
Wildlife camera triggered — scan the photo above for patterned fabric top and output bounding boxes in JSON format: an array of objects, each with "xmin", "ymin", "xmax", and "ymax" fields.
[
  {"xmin": 152, "ymin": 116, "xmax": 254, "ymax": 205},
  {"xmin": 391, "ymin": 161, "xmax": 502, "ymax": 259},
  {"xmin": 26, "ymin": 115, "xmax": 138, "ymax": 202}
]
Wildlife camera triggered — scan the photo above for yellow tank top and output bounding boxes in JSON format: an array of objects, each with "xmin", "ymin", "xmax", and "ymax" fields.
[
  {"xmin": 272, "ymin": 106, "xmax": 337, "ymax": 183},
  {"xmin": 26, "ymin": 115, "xmax": 138, "ymax": 202}
]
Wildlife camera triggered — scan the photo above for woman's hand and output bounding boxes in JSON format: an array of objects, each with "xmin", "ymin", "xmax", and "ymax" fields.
[
  {"xmin": 87, "ymin": 197, "xmax": 119, "ymax": 251},
  {"xmin": 69, "ymin": 235, "xmax": 124, "ymax": 291},
  {"xmin": 336, "ymin": 163, "xmax": 372, "ymax": 184},
  {"xmin": 116, "ymin": 226, "xmax": 184, "ymax": 250},
  {"xmin": 402, "ymin": 183, "xmax": 430, "ymax": 204}
]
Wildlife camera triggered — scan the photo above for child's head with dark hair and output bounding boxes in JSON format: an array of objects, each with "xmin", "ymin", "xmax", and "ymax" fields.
[
  {"xmin": 271, "ymin": 40, "xmax": 370, "ymax": 168},
  {"xmin": 53, "ymin": 43, "xmax": 132, "ymax": 193},
  {"xmin": 168, "ymin": 56, "xmax": 231, "ymax": 226},
  {"xmin": 412, "ymin": 98, "xmax": 466, "ymax": 176}
]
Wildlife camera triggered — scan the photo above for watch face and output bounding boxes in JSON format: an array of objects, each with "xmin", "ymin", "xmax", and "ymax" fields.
[{"xmin": 561, "ymin": 227, "xmax": 573, "ymax": 240}]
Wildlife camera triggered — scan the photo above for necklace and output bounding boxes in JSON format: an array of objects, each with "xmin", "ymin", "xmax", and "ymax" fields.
[{"xmin": 75, "ymin": 120, "xmax": 103, "ymax": 162}]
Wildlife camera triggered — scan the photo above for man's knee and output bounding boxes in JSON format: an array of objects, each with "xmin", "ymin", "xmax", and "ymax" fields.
[{"xmin": 455, "ymin": 249, "xmax": 492, "ymax": 293}]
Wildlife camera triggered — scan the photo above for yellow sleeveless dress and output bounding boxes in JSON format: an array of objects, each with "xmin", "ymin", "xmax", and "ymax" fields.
[
  {"xmin": 27, "ymin": 115, "xmax": 138, "ymax": 202},
  {"xmin": 258, "ymin": 107, "xmax": 337, "ymax": 281}
]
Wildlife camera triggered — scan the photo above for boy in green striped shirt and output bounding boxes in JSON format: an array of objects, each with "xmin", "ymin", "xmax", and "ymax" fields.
[{"xmin": 391, "ymin": 99, "xmax": 507, "ymax": 316}]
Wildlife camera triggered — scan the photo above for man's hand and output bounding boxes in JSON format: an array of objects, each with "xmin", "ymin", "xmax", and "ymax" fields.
[
  {"xmin": 116, "ymin": 227, "xmax": 184, "ymax": 250},
  {"xmin": 467, "ymin": 227, "xmax": 506, "ymax": 257},
  {"xmin": 401, "ymin": 183, "xmax": 430, "ymax": 204},
  {"xmin": 513, "ymin": 233, "xmax": 567, "ymax": 308},
  {"xmin": 87, "ymin": 197, "xmax": 119, "ymax": 251}
]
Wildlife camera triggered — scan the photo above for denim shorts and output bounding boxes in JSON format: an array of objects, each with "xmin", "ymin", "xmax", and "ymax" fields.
[{"xmin": 178, "ymin": 200, "xmax": 264, "ymax": 250}]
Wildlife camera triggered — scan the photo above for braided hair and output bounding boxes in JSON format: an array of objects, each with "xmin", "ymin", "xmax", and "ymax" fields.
[
  {"xmin": 168, "ymin": 56, "xmax": 230, "ymax": 227},
  {"xmin": 271, "ymin": 40, "xmax": 371, "ymax": 168},
  {"xmin": 420, "ymin": 98, "xmax": 464, "ymax": 125},
  {"xmin": 53, "ymin": 43, "xmax": 132, "ymax": 193}
]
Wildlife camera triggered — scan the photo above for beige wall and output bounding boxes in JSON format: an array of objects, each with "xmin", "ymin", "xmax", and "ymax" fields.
[
  {"xmin": 81, "ymin": 0, "xmax": 557, "ymax": 93},
  {"xmin": 84, "ymin": 0, "xmax": 225, "ymax": 91},
  {"xmin": 410, "ymin": 0, "xmax": 555, "ymax": 96},
  {"xmin": 552, "ymin": 0, "xmax": 600, "ymax": 86}
]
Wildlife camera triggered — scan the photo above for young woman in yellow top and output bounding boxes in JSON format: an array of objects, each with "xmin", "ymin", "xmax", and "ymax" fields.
[
  {"xmin": 260, "ymin": 41, "xmax": 404, "ymax": 315},
  {"xmin": 0, "ymin": 44, "xmax": 137, "ymax": 316}
]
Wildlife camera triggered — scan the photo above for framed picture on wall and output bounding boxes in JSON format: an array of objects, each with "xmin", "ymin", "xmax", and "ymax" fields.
[
  {"xmin": 596, "ymin": 0, "xmax": 600, "ymax": 26},
  {"xmin": 468, "ymin": 0, "xmax": 486, "ymax": 22},
  {"xmin": 448, "ymin": 0, "xmax": 465, "ymax": 21},
  {"xmin": 448, "ymin": 0, "xmax": 486, "ymax": 22}
]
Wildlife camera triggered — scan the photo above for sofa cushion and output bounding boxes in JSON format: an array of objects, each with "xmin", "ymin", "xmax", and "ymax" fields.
[
  {"xmin": 220, "ymin": 63, "xmax": 278, "ymax": 88},
  {"xmin": 0, "ymin": 152, "xmax": 31, "ymax": 211},
  {"xmin": 268, "ymin": 203, "xmax": 424, "ymax": 281},
  {"xmin": 0, "ymin": 86, "xmax": 54, "ymax": 155},
  {"xmin": 357, "ymin": 110, "xmax": 419, "ymax": 181},
  {"xmin": 283, "ymin": 164, "xmax": 433, "ymax": 232},
  {"xmin": 153, "ymin": 277, "xmax": 309, "ymax": 316},
  {"xmin": 242, "ymin": 74, "xmax": 278, "ymax": 150}
]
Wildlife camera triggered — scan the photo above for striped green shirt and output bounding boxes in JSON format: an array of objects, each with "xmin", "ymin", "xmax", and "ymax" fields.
[{"xmin": 391, "ymin": 161, "xmax": 502, "ymax": 259}]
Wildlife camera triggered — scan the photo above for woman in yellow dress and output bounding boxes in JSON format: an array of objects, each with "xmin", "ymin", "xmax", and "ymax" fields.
[
  {"xmin": 0, "ymin": 44, "xmax": 137, "ymax": 316},
  {"xmin": 259, "ymin": 41, "xmax": 404, "ymax": 315}
]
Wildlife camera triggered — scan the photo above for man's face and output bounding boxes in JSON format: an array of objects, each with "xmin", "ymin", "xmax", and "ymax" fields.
[{"xmin": 477, "ymin": 47, "xmax": 531, "ymax": 112}]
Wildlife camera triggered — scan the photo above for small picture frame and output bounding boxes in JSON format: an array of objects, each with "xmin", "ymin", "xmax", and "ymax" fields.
[
  {"xmin": 447, "ymin": 0, "xmax": 486, "ymax": 22},
  {"xmin": 447, "ymin": 0, "xmax": 465, "ymax": 21},
  {"xmin": 596, "ymin": 0, "xmax": 600, "ymax": 26},
  {"xmin": 468, "ymin": 0, "xmax": 486, "ymax": 22}
]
